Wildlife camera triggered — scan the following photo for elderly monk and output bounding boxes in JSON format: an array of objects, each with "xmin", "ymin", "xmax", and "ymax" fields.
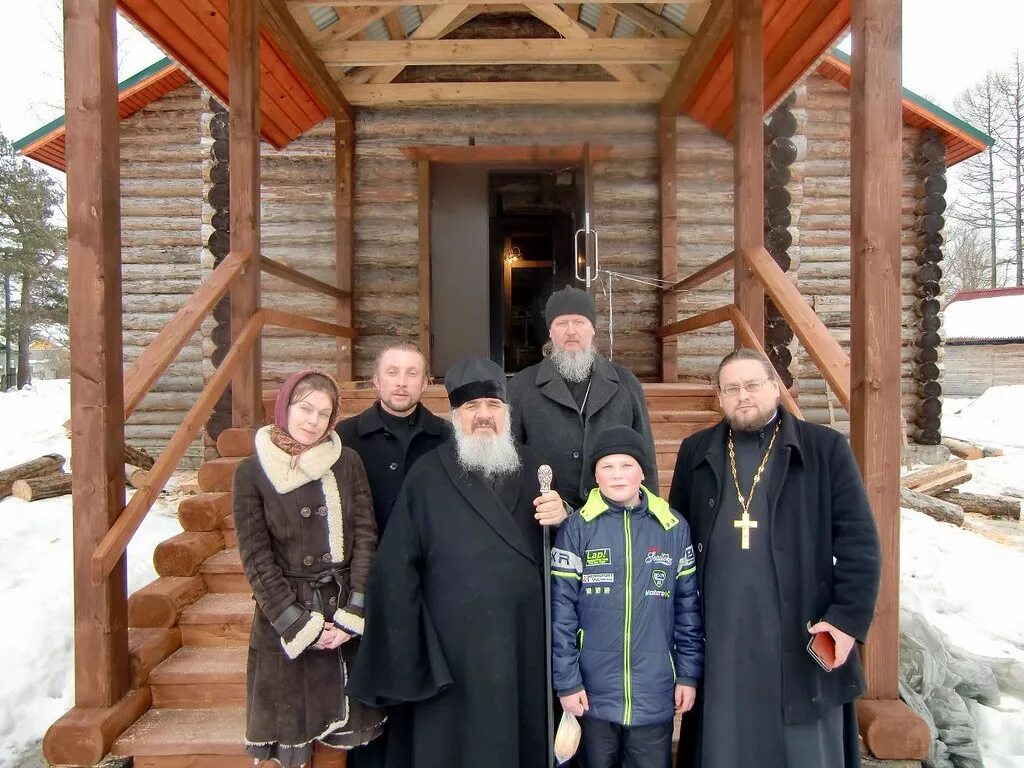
[{"xmin": 348, "ymin": 356, "xmax": 568, "ymax": 768}]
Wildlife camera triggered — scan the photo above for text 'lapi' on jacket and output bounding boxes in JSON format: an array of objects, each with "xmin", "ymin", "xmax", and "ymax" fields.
[{"xmin": 551, "ymin": 486, "xmax": 704, "ymax": 728}]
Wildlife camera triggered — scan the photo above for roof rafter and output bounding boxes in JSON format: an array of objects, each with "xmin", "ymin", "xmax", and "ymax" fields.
[
  {"xmin": 341, "ymin": 79, "xmax": 663, "ymax": 104},
  {"xmin": 659, "ymin": 0, "xmax": 730, "ymax": 117}
]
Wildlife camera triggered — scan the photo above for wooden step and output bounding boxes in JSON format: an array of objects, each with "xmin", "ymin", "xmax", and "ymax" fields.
[
  {"xmin": 216, "ymin": 428, "xmax": 257, "ymax": 458},
  {"xmin": 154, "ymin": 531, "xmax": 225, "ymax": 578},
  {"xmin": 179, "ymin": 592, "xmax": 253, "ymax": 647},
  {"xmin": 150, "ymin": 647, "xmax": 246, "ymax": 708},
  {"xmin": 201, "ymin": 549, "xmax": 249, "ymax": 594},
  {"xmin": 179, "ymin": 492, "xmax": 231, "ymax": 532},
  {"xmin": 198, "ymin": 457, "xmax": 246, "ymax": 493},
  {"xmin": 112, "ymin": 706, "xmax": 246, "ymax": 758}
]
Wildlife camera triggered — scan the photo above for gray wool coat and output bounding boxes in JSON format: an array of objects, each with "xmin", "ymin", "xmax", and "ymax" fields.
[{"xmin": 508, "ymin": 354, "xmax": 657, "ymax": 506}]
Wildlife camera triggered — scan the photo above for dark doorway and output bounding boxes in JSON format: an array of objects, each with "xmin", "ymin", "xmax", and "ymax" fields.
[{"xmin": 489, "ymin": 171, "xmax": 578, "ymax": 373}]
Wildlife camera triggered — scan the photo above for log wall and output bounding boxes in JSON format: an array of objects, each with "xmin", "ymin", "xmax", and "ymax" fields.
[
  {"xmin": 942, "ymin": 343, "xmax": 1024, "ymax": 397},
  {"xmin": 797, "ymin": 73, "xmax": 922, "ymax": 432},
  {"xmin": 121, "ymin": 82, "xmax": 206, "ymax": 467}
]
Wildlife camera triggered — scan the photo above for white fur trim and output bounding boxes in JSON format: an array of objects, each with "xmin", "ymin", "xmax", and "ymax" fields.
[
  {"xmin": 333, "ymin": 608, "xmax": 365, "ymax": 636},
  {"xmin": 255, "ymin": 426, "xmax": 342, "ymax": 494},
  {"xmin": 321, "ymin": 469, "xmax": 345, "ymax": 563},
  {"xmin": 280, "ymin": 611, "xmax": 325, "ymax": 660}
]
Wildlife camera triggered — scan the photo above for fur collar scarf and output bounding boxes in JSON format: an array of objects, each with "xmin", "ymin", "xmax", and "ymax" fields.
[{"xmin": 254, "ymin": 425, "xmax": 343, "ymax": 494}]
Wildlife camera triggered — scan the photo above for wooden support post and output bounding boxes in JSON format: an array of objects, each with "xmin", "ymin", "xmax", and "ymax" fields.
[
  {"xmin": 850, "ymin": 0, "xmax": 902, "ymax": 702},
  {"xmin": 336, "ymin": 120, "xmax": 355, "ymax": 381},
  {"xmin": 229, "ymin": 0, "xmax": 262, "ymax": 427},
  {"xmin": 733, "ymin": 0, "xmax": 765, "ymax": 346},
  {"xmin": 659, "ymin": 114, "xmax": 679, "ymax": 382},
  {"xmin": 418, "ymin": 159, "xmax": 432, "ymax": 364},
  {"xmin": 62, "ymin": 0, "xmax": 129, "ymax": 711},
  {"xmin": 850, "ymin": 0, "xmax": 929, "ymax": 759}
]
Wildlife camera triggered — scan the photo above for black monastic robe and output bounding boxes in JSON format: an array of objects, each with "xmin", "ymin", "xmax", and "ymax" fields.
[
  {"xmin": 348, "ymin": 441, "xmax": 549, "ymax": 768},
  {"xmin": 698, "ymin": 419, "xmax": 843, "ymax": 768}
]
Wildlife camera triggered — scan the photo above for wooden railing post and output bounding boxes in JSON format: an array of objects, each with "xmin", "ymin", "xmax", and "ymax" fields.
[
  {"xmin": 63, "ymin": 0, "xmax": 130, "ymax": 710},
  {"xmin": 659, "ymin": 113, "xmax": 679, "ymax": 382},
  {"xmin": 733, "ymin": 0, "xmax": 765, "ymax": 345},
  {"xmin": 336, "ymin": 119, "xmax": 355, "ymax": 380},
  {"xmin": 229, "ymin": 0, "xmax": 262, "ymax": 427}
]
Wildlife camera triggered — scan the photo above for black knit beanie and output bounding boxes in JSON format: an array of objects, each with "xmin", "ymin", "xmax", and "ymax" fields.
[
  {"xmin": 587, "ymin": 426, "xmax": 648, "ymax": 474},
  {"xmin": 545, "ymin": 285, "xmax": 596, "ymax": 328}
]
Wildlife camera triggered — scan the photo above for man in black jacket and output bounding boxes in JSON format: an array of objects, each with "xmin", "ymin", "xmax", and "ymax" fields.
[
  {"xmin": 337, "ymin": 343, "xmax": 450, "ymax": 533},
  {"xmin": 670, "ymin": 348, "xmax": 881, "ymax": 768}
]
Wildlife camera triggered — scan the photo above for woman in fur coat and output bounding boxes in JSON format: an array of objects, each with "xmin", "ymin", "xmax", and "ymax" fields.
[{"xmin": 233, "ymin": 369, "xmax": 385, "ymax": 766}]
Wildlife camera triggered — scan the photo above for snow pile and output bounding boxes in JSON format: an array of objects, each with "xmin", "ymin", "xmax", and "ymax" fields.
[
  {"xmin": 942, "ymin": 385, "xmax": 1024, "ymax": 451},
  {"xmin": 945, "ymin": 293, "xmax": 1024, "ymax": 342},
  {"xmin": 0, "ymin": 380, "xmax": 182, "ymax": 764},
  {"xmin": 901, "ymin": 509, "xmax": 1024, "ymax": 767}
]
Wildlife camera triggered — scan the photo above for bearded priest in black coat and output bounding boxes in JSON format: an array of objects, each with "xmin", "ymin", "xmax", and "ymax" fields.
[{"xmin": 348, "ymin": 356, "xmax": 569, "ymax": 768}]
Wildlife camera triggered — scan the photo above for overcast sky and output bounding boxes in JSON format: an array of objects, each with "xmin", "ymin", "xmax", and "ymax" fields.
[{"xmin": 1, "ymin": 1, "xmax": 1021, "ymax": 173}]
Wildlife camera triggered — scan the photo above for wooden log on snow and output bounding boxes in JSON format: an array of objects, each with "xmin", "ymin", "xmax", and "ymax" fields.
[
  {"xmin": 125, "ymin": 443, "xmax": 156, "ymax": 470},
  {"xmin": 126, "ymin": 466, "xmax": 150, "ymax": 489},
  {"xmin": 12, "ymin": 471, "xmax": 73, "ymax": 501},
  {"xmin": 940, "ymin": 436, "xmax": 984, "ymax": 461},
  {"xmin": 900, "ymin": 487, "xmax": 964, "ymax": 526},
  {"xmin": 901, "ymin": 459, "xmax": 971, "ymax": 496},
  {"xmin": 0, "ymin": 454, "xmax": 66, "ymax": 498},
  {"xmin": 936, "ymin": 490, "xmax": 1021, "ymax": 520}
]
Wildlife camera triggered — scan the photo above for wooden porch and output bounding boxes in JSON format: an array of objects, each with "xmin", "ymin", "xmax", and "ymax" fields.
[{"xmin": 48, "ymin": 0, "xmax": 929, "ymax": 764}]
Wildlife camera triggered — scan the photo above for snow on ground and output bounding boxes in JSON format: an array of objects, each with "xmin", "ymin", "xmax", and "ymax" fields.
[{"xmin": 0, "ymin": 380, "xmax": 182, "ymax": 765}]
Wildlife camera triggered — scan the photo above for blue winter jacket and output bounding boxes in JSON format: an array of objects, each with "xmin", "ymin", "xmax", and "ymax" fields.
[{"xmin": 551, "ymin": 486, "xmax": 704, "ymax": 727}]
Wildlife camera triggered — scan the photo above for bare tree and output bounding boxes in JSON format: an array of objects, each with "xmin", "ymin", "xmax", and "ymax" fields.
[
  {"xmin": 953, "ymin": 72, "xmax": 1009, "ymax": 287},
  {"xmin": 997, "ymin": 51, "xmax": 1024, "ymax": 286},
  {"xmin": 943, "ymin": 212, "xmax": 1006, "ymax": 296}
]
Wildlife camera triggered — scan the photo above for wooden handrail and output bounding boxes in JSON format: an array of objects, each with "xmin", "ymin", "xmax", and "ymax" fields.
[
  {"xmin": 656, "ymin": 304, "xmax": 733, "ymax": 338},
  {"xmin": 662, "ymin": 251, "xmax": 734, "ymax": 294},
  {"xmin": 123, "ymin": 250, "xmax": 250, "ymax": 419},
  {"xmin": 261, "ymin": 307, "xmax": 357, "ymax": 339},
  {"xmin": 741, "ymin": 246, "xmax": 851, "ymax": 409},
  {"xmin": 728, "ymin": 305, "xmax": 804, "ymax": 419},
  {"xmin": 91, "ymin": 312, "xmax": 266, "ymax": 584},
  {"xmin": 261, "ymin": 257, "xmax": 351, "ymax": 301}
]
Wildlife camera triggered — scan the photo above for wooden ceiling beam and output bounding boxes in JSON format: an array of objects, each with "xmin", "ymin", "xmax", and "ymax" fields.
[
  {"xmin": 290, "ymin": 0, "xmax": 694, "ymax": 4},
  {"xmin": 312, "ymin": 5, "xmax": 392, "ymax": 46},
  {"xmin": 525, "ymin": 3, "xmax": 640, "ymax": 82},
  {"xmin": 320, "ymin": 37, "xmax": 690, "ymax": 65},
  {"xmin": 384, "ymin": 8, "xmax": 407, "ymax": 38},
  {"xmin": 341, "ymin": 80, "xmax": 664, "ymax": 104},
  {"xmin": 262, "ymin": 0, "xmax": 354, "ymax": 122},
  {"xmin": 611, "ymin": 3, "xmax": 687, "ymax": 37},
  {"xmin": 365, "ymin": 4, "xmax": 470, "ymax": 83},
  {"xmin": 659, "ymin": 0, "xmax": 731, "ymax": 117}
]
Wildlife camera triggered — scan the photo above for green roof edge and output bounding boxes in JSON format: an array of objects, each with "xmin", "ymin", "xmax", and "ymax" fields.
[
  {"xmin": 13, "ymin": 57, "xmax": 174, "ymax": 152},
  {"xmin": 829, "ymin": 48, "xmax": 994, "ymax": 148}
]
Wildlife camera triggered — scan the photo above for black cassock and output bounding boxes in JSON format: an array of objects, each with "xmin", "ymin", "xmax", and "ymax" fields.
[{"xmin": 348, "ymin": 442, "xmax": 549, "ymax": 768}]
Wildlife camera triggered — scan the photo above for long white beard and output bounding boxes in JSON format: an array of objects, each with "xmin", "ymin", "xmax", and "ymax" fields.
[
  {"xmin": 550, "ymin": 345, "xmax": 596, "ymax": 383},
  {"xmin": 451, "ymin": 409, "xmax": 521, "ymax": 479}
]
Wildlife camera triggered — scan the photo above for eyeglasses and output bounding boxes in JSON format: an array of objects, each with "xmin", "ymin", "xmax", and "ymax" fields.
[{"xmin": 719, "ymin": 377, "xmax": 773, "ymax": 398}]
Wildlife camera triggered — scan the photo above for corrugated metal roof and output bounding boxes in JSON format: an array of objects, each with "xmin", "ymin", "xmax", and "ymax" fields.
[
  {"xmin": 612, "ymin": 17, "xmax": 636, "ymax": 38},
  {"xmin": 364, "ymin": 20, "xmax": 391, "ymax": 41},
  {"xmin": 578, "ymin": 4, "xmax": 601, "ymax": 30},
  {"xmin": 399, "ymin": 5, "xmax": 423, "ymax": 36},
  {"xmin": 309, "ymin": 6, "xmax": 339, "ymax": 31},
  {"xmin": 945, "ymin": 293, "xmax": 1024, "ymax": 342}
]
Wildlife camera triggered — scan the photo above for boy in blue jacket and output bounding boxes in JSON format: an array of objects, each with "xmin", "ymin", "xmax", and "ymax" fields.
[{"xmin": 551, "ymin": 426, "xmax": 704, "ymax": 768}]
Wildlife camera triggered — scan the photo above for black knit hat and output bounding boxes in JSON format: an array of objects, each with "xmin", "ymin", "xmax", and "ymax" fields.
[
  {"xmin": 587, "ymin": 426, "xmax": 649, "ymax": 474},
  {"xmin": 545, "ymin": 285, "xmax": 596, "ymax": 328},
  {"xmin": 445, "ymin": 356, "xmax": 507, "ymax": 409}
]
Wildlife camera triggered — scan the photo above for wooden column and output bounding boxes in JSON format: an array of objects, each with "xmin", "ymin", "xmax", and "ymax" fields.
[
  {"xmin": 418, "ymin": 159, "xmax": 432, "ymax": 363},
  {"xmin": 336, "ymin": 119, "xmax": 355, "ymax": 381},
  {"xmin": 850, "ymin": 0, "xmax": 902, "ymax": 702},
  {"xmin": 229, "ymin": 0, "xmax": 262, "ymax": 426},
  {"xmin": 63, "ymin": 0, "xmax": 129, "ymax": 709},
  {"xmin": 733, "ymin": 0, "xmax": 765, "ymax": 345},
  {"xmin": 659, "ymin": 114, "xmax": 679, "ymax": 382}
]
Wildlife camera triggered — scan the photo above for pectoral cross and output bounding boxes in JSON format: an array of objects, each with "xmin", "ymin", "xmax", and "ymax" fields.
[{"xmin": 733, "ymin": 512, "xmax": 758, "ymax": 550}]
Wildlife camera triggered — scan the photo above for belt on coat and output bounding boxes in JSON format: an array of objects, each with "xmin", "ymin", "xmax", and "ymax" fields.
[{"xmin": 282, "ymin": 567, "xmax": 351, "ymax": 618}]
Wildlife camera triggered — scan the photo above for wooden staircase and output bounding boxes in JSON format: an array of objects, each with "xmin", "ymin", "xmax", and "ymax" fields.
[{"xmin": 110, "ymin": 383, "xmax": 719, "ymax": 765}]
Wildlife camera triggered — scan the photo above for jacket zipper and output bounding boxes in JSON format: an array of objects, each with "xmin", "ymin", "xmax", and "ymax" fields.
[{"xmin": 623, "ymin": 509, "xmax": 634, "ymax": 725}]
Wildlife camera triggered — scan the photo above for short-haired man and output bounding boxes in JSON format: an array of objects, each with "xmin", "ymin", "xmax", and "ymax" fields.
[
  {"xmin": 336, "ymin": 343, "xmax": 449, "ymax": 533},
  {"xmin": 349, "ymin": 357, "xmax": 568, "ymax": 768},
  {"xmin": 508, "ymin": 285, "xmax": 657, "ymax": 508},
  {"xmin": 670, "ymin": 348, "xmax": 881, "ymax": 768}
]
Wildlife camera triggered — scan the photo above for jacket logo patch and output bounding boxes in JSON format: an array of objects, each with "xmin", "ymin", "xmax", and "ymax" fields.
[
  {"xmin": 583, "ymin": 572, "xmax": 615, "ymax": 585},
  {"xmin": 651, "ymin": 569, "xmax": 667, "ymax": 588},
  {"xmin": 585, "ymin": 548, "xmax": 612, "ymax": 567},
  {"xmin": 551, "ymin": 547, "xmax": 583, "ymax": 574},
  {"xmin": 645, "ymin": 548, "xmax": 673, "ymax": 566},
  {"xmin": 644, "ymin": 589, "xmax": 671, "ymax": 599},
  {"xmin": 679, "ymin": 545, "xmax": 695, "ymax": 572}
]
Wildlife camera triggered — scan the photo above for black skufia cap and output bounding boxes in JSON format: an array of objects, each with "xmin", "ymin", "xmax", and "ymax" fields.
[{"xmin": 445, "ymin": 357, "xmax": 507, "ymax": 409}]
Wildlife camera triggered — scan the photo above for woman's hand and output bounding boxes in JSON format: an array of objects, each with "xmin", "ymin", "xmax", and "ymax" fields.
[
  {"xmin": 314, "ymin": 624, "xmax": 354, "ymax": 650},
  {"xmin": 559, "ymin": 690, "xmax": 589, "ymax": 717}
]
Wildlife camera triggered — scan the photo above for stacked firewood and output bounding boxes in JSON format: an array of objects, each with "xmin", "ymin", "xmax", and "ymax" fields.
[
  {"xmin": 900, "ymin": 440, "xmax": 1020, "ymax": 526},
  {"xmin": 0, "ymin": 437, "xmax": 156, "ymax": 503}
]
